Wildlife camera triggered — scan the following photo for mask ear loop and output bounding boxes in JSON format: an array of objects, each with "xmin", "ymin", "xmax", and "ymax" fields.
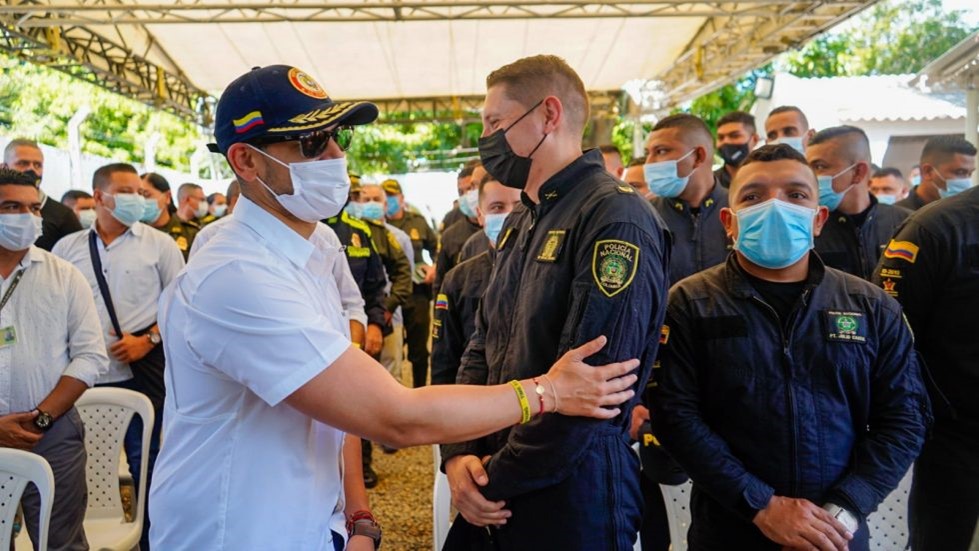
[{"xmin": 503, "ymin": 99, "xmax": 546, "ymax": 133}]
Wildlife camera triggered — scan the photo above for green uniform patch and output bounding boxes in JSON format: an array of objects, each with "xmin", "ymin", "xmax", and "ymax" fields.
[
  {"xmin": 824, "ymin": 310, "xmax": 866, "ymax": 343},
  {"xmin": 592, "ymin": 239, "xmax": 639, "ymax": 297}
]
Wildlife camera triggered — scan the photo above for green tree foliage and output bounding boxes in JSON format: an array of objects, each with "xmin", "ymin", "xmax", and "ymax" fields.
[{"xmin": 0, "ymin": 53, "xmax": 201, "ymax": 171}]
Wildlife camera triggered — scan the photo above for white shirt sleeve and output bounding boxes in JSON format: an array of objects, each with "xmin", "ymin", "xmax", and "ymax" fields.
[
  {"xmin": 335, "ymin": 258, "xmax": 367, "ymax": 328},
  {"xmin": 187, "ymin": 260, "xmax": 351, "ymax": 406},
  {"xmin": 62, "ymin": 263, "xmax": 110, "ymax": 386},
  {"xmin": 158, "ymin": 236, "xmax": 186, "ymax": 288}
]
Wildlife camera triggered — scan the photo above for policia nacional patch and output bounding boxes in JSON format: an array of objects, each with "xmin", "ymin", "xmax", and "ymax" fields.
[{"xmin": 592, "ymin": 239, "xmax": 639, "ymax": 297}]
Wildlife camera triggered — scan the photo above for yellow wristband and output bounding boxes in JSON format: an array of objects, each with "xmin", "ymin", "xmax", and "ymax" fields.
[{"xmin": 509, "ymin": 380, "xmax": 532, "ymax": 424}]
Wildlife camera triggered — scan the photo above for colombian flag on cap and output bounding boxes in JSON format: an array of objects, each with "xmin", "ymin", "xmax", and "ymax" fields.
[
  {"xmin": 233, "ymin": 110, "xmax": 264, "ymax": 134},
  {"xmin": 883, "ymin": 240, "xmax": 919, "ymax": 263}
]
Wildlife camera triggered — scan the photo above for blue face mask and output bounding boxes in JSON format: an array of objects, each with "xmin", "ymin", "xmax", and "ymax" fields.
[
  {"xmin": 106, "ymin": 193, "xmax": 145, "ymax": 227},
  {"xmin": 936, "ymin": 174, "xmax": 972, "ymax": 199},
  {"xmin": 141, "ymin": 199, "xmax": 161, "ymax": 223},
  {"xmin": 734, "ymin": 198, "xmax": 816, "ymax": 269},
  {"xmin": 643, "ymin": 149, "xmax": 696, "ymax": 198},
  {"xmin": 459, "ymin": 189, "xmax": 479, "ymax": 218},
  {"xmin": 360, "ymin": 201, "xmax": 385, "ymax": 221},
  {"xmin": 875, "ymin": 194, "xmax": 898, "ymax": 205},
  {"xmin": 482, "ymin": 212, "xmax": 508, "ymax": 246},
  {"xmin": 775, "ymin": 136, "xmax": 805, "ymax": 154},
  {"xmin": 385, "ymin": 195, "xmax": 400, "ymax": 218},
  {"xmin": 344, "ymin": 201, "xmax": 363, "ymax": 219},
  {"xmin": 910, "ymin": 175, "xmax": 921, "ymax": 187},
  {"xmin": 817, "ymin": 164, "xmax": 858, "ymax": 211}
]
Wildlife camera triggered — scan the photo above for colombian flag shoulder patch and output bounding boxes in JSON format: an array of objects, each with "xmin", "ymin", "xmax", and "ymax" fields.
[{"xmin": 883, "ymin": 240, "xmax": 919, "ymax": 263}]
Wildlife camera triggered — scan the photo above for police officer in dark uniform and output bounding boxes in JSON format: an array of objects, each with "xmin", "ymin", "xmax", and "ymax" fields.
[
  {"xmin": 806, "ymin": 126, "xmax": 910, "ymax": 280},
  {"xmin": 895, "ymin": 136, "xmax": 976, "ymax": 212},
  {"xmin": 139, "ymin": 172, "xmax": 201, "ymax": 260},
  {"xmin": 713, "ymin": 111, "xmax": 759, "ymax": 189},
  {"xmin": 431, "ymin": 175, "xmax": 521, "ymax": 386},
  {"xmin": 433, "ymin": 164, "xmax": 485, "ymax": 293},
  {"xmin": 441, "ymin": 55, "xmax": 670, "ymax": 550},
  {"xmin": 650, "ymin": 145, "xmax": 929, "ymax": 551},
  {"xmin": 441, "ymin": 160, "xmax": 479, "ymax": 231},
  {"xmin": 382, "ymin": 178, "xmax": 438, "ymax": 388},
  {"xmin": 637, "ymin": 112, "xmax": 731, "ymax": 551},
  {"xmin": 873, "ymin": 183, "xmax": 979, "ymax": 551}
]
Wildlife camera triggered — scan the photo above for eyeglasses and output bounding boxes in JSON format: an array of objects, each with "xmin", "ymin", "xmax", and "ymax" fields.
[{"xmin": 249, "ymin": 126, "xmax": 355, "ymax": 158}]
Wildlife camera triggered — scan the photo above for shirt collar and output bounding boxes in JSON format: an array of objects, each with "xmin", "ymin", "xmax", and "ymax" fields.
[
  {"xmin": 235, "ymin": 195, "xmax": 315, "ymax": 268},
  {"xmin": 669, "ymin": 182, "xmax": 728, "ymax": 214},
  {"xmin": 22, "ymin": 246, "xmax": 45, "ymax": 268},
  {"xmin": 89, "ymin": 219, "xmax": 144, "ymax": 240},
  {"xmin": 536, "ymin": 149, "xmax": 605, "ymax": 206}
]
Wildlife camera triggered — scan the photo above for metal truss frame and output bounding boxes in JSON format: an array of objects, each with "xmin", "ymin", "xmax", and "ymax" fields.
[{"xmin": 0, "ymin": 0, "xmax": 869, "ymax": 26}]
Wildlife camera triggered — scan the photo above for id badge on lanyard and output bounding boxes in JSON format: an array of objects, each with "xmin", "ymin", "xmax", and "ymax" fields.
[{"xmin": 0, "ymin": 269, "xmax": 25, "ymax": 349}]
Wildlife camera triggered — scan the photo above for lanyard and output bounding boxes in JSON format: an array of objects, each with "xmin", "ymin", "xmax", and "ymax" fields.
[{"xmin": 0, "ymin": 269, "xmax": 25, "ymax": 315}]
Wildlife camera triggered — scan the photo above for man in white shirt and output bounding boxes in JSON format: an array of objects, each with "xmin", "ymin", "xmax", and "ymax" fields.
[
  {"xmin": 53, "ymin": 163, "xmax": 184, "ymax": 550},
  {"xmin": 150, "ymin": 64, "xmax": 641, "ymax": 551},
  {"xmin": 0, "ymin": 168, "xmax": 108, "ymax": 551}
]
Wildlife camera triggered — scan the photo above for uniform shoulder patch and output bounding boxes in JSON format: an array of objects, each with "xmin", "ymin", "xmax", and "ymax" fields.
[
  {"xmin": 435, "ymin": 293, "xmax": 449, "ymax": 310},
  {"xmin": 536, "ymin": 230, "xmax": 567, "ymax": 262},
  {"xmin": 883, "ymin": 240, "xmax": 919, "ymax": 263},
  {"xmin": 592, "ymin": 239, "xmax": 640, "ymax": 298},
  {"xmin": 616, "ymin": 185, "xmax": 635, "ymax": 194}
]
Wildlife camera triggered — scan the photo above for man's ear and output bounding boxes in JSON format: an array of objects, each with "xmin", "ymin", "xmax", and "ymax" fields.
[
  {"xmin": 720, "ymin": 207, "xmax": 737, "ymax": 240},
  {"xmin": 812, "ymin": 205, "xmax": 830, "ymax": 237},
  {"xmin": 541, "ymin": 96, "xmax": 564, "ymax": 135}
]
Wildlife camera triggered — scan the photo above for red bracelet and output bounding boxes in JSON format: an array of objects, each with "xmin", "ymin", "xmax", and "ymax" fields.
[
  {"xmin": 532, "ymin": 377, "xmax": 546, "ymax": 416},
  {"xmin": 346, "ymin": 510, "xmax": 375, "ymax": 534}
]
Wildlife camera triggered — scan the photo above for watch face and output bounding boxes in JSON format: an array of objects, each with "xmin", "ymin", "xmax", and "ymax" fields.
[{"xmin": 35, "ymin": 413, "xmax": 52, "ymax": 429}]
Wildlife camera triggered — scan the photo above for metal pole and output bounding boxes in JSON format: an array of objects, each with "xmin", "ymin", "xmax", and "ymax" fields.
[
  {"xmin": 966, "ymin": 83, "xmax": 978, "ymax": 187},
  {"xmin": 67, "ymin": 106, "xmax": 91, "ymax": 189}
]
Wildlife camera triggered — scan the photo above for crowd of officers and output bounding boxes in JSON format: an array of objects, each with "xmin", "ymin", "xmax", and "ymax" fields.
[{"xmin": 1, "ymin": 53, "xmax": 978, "ymax": 551}]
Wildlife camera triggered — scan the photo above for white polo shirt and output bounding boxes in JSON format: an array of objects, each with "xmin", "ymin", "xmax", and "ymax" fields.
[
  {"xmin": 52, "ymin": 222, "xmax": 185, "ymax": 383},
  {"xmin": 0, "ymin": 247, "xmax": 108, "ymax": 414},
  {"xmin": 149, "ymin": 196, "xmax": 352, "ymax": 550}
]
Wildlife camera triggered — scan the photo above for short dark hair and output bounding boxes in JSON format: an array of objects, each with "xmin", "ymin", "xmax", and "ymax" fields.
[
  {"xmin": 477, "ymin": 173, "xmax": 501, "ymax": 200},
  {"xmin": 178, "ymin": 182, "xmax": 202, "ymax": 201},
  {"xmin": 767, "ymin": 105, "xmax": 810, "ymax": 129},
  {"xmin": 921, "ymin": 135, "xmax": 977, "ymax": 166},
  {"xmin": 0, "ymin": 167, "xmax": 38, "ymax": 187},
  {"xmin": 599, "ymin": 144, "xmax": 622, "ymax": 157},
  {"xmin": 808, "ymin": 125, "xmax": 869, "ymax": 149},
  {"xmin": 61, "ymin": 189, "xmax": 93, "ymax": 203},
  {"xmin": 873, "ymin": 167, "xmax": 903, "ymax": 179},
  {"xmin": 487, "ymin": 54, "xmax": 589, "ymax": 134},
  {"xmin": 207, "ymin": 192, "xmax": 224, "ymax": 205},
  {"xmin": 141, "ymin": 172, "xmax": 171, "ymax": 193},
  {"xmin": 717, "ymin": 111, "xmax": 756, "ymax": 134},
  {"xmin": 628, "ymin": 158, "xmax": 645, "ymax": 167},
  {"xmin": 459, "ymin": 159, "xmax": 480, "ymax": 180},
  {"xmin": 739, "ymin": 143, "xmax": 810, "ymax": 169},
  {"xmin": 93, "ymin": 163, "xmax": 138, "ymax": 191},
  {"xmin": 653, "ymin": 114, "xmax": 715, "ymax": 151},
  {"xmin": 3, "ymin": 138, "xmax": 41, "ymax": 161}
]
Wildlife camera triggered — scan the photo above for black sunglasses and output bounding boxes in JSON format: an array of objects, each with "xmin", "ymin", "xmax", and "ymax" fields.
[{"xmin": 249, "ymin": 126, "xmax": 355, "ymax": 158}]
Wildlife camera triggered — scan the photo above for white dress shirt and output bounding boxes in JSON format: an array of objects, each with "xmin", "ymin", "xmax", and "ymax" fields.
[
  {"xmin": 0, "ymin": 246, "xmax": 108, "ymax": 415},
  {"xmin": 150, "ymin": 196, "xmax": 352, "ymax": 550},
  {"xmin": 52, "ymin": 222, "xmax": 185, "ymax": 383},
  {"xmin": 193, "ymin": 213, "xmax": 367, "ymax": 328}
]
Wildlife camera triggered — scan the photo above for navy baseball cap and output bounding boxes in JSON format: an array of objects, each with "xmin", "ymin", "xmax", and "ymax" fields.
[{"xmin": 208, "ymin": 65, "xmax": 378, "ymax": 154}]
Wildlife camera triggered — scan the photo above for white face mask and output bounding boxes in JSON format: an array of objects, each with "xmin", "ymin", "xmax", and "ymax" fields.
[
  {"xmin": 195, "ymin": 201, "xmax": 209, "ymax": 219},
  {"xmin": 250, "ymin": 145, "xmax": 351, "ymax": 223},
  {"xmin": 213, "ymin": 204, "xmax": 228, "ymax": 218},
  {"xmin": 78, "ymin": 209, "xmax": 97, "ymax": 228},
  {"xmin": 0, "ymin": 213, "xmax": 43, "ymax": 251}
]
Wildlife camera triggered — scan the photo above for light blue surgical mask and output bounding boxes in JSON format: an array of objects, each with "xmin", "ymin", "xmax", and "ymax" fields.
[
  {"xmin": 875, "ymin": 194, "xmax": 898, "ymax": 205},
  {"xmin": 78, "ymin": 209, "xmax": 97, "ymax": 229},
  {"xmin": 734, "ymin": 198, "xmax": 816, "ymax": 269},
  {"xmin": 910, "ymin": 175, "xmax": 921, "ymax": 187},
  {"xmin": 936, "ymin": 173, "xmax": 973, "ymax": 199},
  {"xmin": 140, "ymin": 199, "xmax": 161, "ymax": 223},
  {"xmin": 344, "ymin": 201, "xmax": 363, "ymax": 219},
  {"xmin": 106, "ymin": 193, "xmax": 145, "ymax": 227},
  {"xmin": 385, "ymin": 195, "xmax": 400, "ymax": 218},
  {"xmin": 483, "ymin": 213, "xmax": 508, "ymax": 246},
  {"xmin": 643, "ymin": 149, "xmax": 696, "ymax": 198},
  {"xmin": 775, "ymin": 136, "xmax": 805, "ymax": 154},
  {"xmin": 360, "ymin": 201, "xmax": 385, "ymax": 221},
  {"xmin": 817, "ymin": 164, "xmax": 858, "ymax": 211},
  {"xmin": 459, "ymin": 189, "xmax": 479, "ymax": 218}
]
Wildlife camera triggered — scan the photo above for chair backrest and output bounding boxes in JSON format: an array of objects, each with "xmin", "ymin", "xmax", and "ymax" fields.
[
  {"xmin": 660, "ymin": 480, "xmax": 693, "ymax": 551},
  {"xmin": 868, "ymin": 468, "xmax": 913, "ymax": 550},
  {"xmin": 432, "ymin": 445, "xmax": 451, "ymax": 551},
  {"xmin": 0, "ymin": 448, "xmax": 54, "ymax": 551},
  {"xmin": 76, "ymin": 388, "xmax": 154, "ymax": 527}
]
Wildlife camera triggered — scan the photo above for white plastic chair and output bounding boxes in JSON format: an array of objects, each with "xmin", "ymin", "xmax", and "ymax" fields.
[
  {"xmin": 0, "ymin": 449, "xmax": 55, "ymax": 551},
  {"xmin": 868, "ymin": 468, "xmax": 913, "ymax": 550},
  {"xmin": 432, "ymin": 445, "xmax": 452, "ymax": 551},
  {"xmin": 660, "ymin": 480, "xmax": 692, "ymax": 551},
  {"xmin": 76, "ymin": 387, "xmax": 154, "ymax": 551}
]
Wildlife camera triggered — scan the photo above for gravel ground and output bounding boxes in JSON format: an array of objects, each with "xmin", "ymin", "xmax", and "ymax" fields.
[{"xmin": 367, "ymin": 444, "xmax": 436, "ymax": 550}]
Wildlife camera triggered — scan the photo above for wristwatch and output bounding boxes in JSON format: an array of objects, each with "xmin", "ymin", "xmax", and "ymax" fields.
[
  {"xmin": 823, "ymin": 503, "xmax": 860, "ymax": 533},
  {"xmin": 347, "ymin": 511, "xmax": 382, "ymax": 549},
  {"xmin": 33, "ymin": 410, "xmax": 54, "ymax": 432},
  {"xmin": 146, "ymin": 331, "xmax": 162, "ymax": 346}
]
